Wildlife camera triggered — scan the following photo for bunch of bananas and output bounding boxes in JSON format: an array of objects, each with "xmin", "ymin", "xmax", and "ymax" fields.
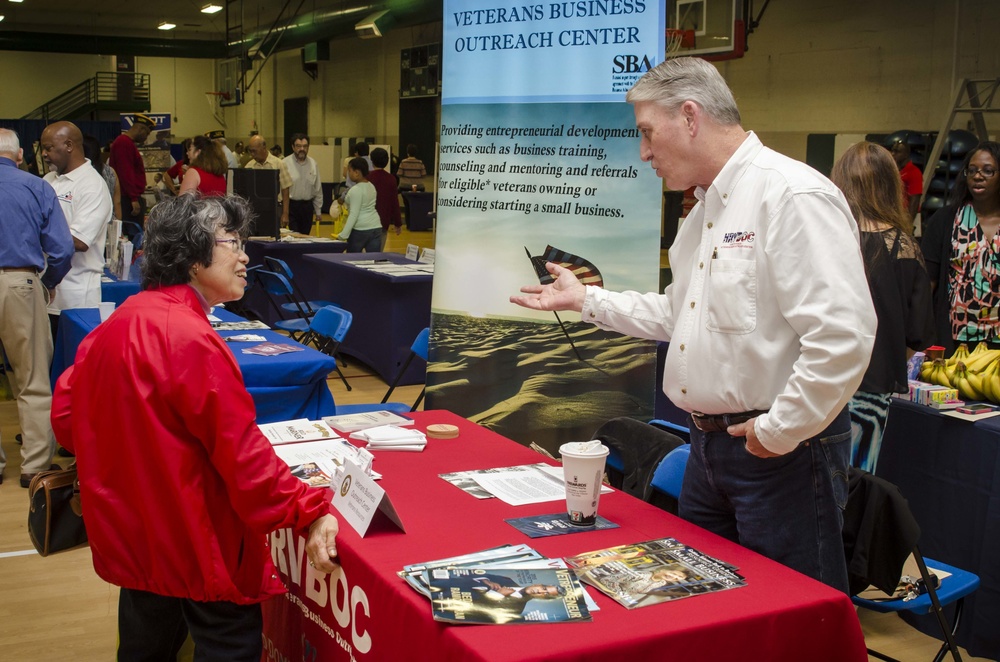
[{"xmin": 919, "ymin": 342, "xmax": 1000, "ymax": 403}]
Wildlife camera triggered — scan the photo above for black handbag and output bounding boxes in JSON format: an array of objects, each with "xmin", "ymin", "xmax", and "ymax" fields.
[{"xmin": 27, "ymin": 467, "xmax": 88, "ymax": 556}]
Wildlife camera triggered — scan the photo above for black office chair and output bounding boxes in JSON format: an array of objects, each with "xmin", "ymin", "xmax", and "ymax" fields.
[
  {"xmin": 381, "ymin": 327, "xmax": 430, "ymax": 411},
  {"xmin": 593, "ymin": 417, "xmax": 686, "ymax": 504},
  {"xmin": 844, "ymin": 468, "xmax": 980, "ymax": 662}
]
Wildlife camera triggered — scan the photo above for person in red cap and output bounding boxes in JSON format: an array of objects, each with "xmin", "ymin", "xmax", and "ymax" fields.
[{"xmin": 109, "ymin": 113, "xmax": 154, "ymax": 238}]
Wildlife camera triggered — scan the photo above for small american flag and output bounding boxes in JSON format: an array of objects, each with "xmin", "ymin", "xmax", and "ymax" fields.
[{"xmin": 526, "ymin": 246, "xmax": 604, "ymax": 287}]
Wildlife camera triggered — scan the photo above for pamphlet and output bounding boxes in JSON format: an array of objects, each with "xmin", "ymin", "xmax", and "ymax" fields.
[
  {"xmin": 323, "ymin": 410, "xmax": 414, "ymax": 433},
  {"xmin": 425, "ymin": 567, "xmax": 591, "ymax": 624},
  {"xmin": 273, "ymin": 438, "xmax": 381, "ymax": 486},
  {"xmin": 400, "ymin": 544, "xmax": 545, "ymax": 597},
  {"xmin": 242, "ymin": 342, "xmax": 305, "ymax": 356},
  {"xmin": 213, "ymin": 320, "xmax": 270, "ymax": 331},
  {"xmin": 350, "ymin": 425, "xmax": 427, "ymax": 451},
  {"xmin": 259, "ymin": 418, "xmax": 339, "ymax": 445},
  {"xmin": 565, "ymin": 538, "xmax": 746, "ymax": 609}
]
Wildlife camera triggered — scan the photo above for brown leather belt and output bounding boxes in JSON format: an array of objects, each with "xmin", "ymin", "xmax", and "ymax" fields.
[
  {"xmin": 691, "ymin": 410, "xmax": 769, "ymax": 433},
  {"xmin": 0, "ymin": 267, "xmax": 37, "ymax": 273}
]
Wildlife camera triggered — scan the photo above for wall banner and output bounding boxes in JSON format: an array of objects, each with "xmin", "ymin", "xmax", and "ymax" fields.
[{"xmin": 428, "ymin": 0, "xmax": 665, "ymax": 454}]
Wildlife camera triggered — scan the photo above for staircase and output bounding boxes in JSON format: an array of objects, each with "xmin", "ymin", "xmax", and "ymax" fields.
[{"xmin": 21, "ymin": 72, "xmax": 151, "ymax": 122}]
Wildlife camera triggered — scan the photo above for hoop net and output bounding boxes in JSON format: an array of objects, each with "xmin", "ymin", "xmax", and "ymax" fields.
[
  {"xmin": 205, "ymin": 92, "xmax": 230, "ymax": 126},
  {"xmin": 665, "ymin": 29, "xmax": 694, "ymax": 58}
]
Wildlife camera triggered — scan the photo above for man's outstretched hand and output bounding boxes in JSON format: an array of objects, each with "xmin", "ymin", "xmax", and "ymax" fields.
[{"xmin": 509, "ymin": 262, "xmax": 587, "ymax": 312}]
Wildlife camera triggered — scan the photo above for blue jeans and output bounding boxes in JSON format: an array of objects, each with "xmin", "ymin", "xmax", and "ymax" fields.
[
  {"xmin": 346, "ymin": 227, "xmax": 382, "ymax": 253},
  {"xmin": 679, "ymin": 409, "xmax": 851, "ymax": 593}
]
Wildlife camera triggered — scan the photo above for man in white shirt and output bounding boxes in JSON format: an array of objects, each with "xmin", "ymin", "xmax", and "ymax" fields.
[
  {"xmin": 511, "ymin": 58, "xmax": 876, "ymax": 594},
  {"xmin": 40, "ymin": 121, "xmax": 113, "ymax": 333},
  {"xmin": 283, "ymin": 133, "xmax": 323, "ymax": 235}
]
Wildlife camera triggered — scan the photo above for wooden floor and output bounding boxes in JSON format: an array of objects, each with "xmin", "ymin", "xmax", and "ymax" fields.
[{"xmin": 0, "ymin": 225, "xmax": 988, "ymax": 660}]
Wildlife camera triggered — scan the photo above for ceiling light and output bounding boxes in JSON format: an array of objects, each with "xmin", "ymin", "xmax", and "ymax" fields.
[
  {"xmin": 158, "ymin": 21, "xmax": 176, "ymax": 30},
  {"xmin": 201, "ymin": 4, "xmax": 222, "ymax": 13},
  {"xmin": 8, "ymin": 0, "xmax": 23, "ymax": 4},
  {"xmin": 0, "ymin": 14, "xmax": 4, "ymax": 21}
]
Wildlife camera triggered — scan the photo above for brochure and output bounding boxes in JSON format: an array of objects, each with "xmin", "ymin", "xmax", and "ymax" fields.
[
  {"xmin": 258, "ymin": 418, "xmax": 339, "ymax": 445},
  {"xmin": 564, "ymin": 538, "xmax": 746, "ymax": 609},
  {"xmin": 439, "ymin": 463, "xmax": 612, "ymax": 506},
  {"xmin": 350, "ymin": 425, "xmax": 427, "ymax": 451},
  {"xmin": 242, "ymin": 342, "xmax": 305, "ymax": 356},
  {"xmin": 425, "ymin": 567, "xmax": 591, "ymax": 624},
  {"xmin": 400, "ymin": 544, "xmax": 545, "ymax": 597},
  {"xmin": 211, "ymin": 320, "xmax": 270, "ymax": 331},
  {"xmin": 273, "ymin": 438, "xmax": 381, "ymax": 486},
  {"xmin": 323, "ymin": 410, "xmax": 414, "ymax": 433}
]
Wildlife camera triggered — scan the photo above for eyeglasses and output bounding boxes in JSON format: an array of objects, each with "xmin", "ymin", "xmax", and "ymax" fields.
[
  {"xmin": 215, "ymin": 238, "xmax": 244, "ymax": 254},
  {"xmin": 963, "ymin": 167, "xmax": 997, "ymax": 179}
]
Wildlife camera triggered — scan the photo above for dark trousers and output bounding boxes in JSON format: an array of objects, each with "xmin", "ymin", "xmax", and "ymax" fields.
[
  {"xmin": 288, "ymin": 199, "xmax": 315, "ymax": 235},
  {"xmin": 117, "ymin": 588, "xmax": 262, "ymax": 662},
  {"xmin": 120, "ymin": 194, "xmax": 146, "ymax": 239}
]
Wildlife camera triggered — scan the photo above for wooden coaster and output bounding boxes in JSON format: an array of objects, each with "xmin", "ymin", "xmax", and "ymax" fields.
[{"xmin": 426, "ymin": 423, "xmax": 460, "ymax": 439}]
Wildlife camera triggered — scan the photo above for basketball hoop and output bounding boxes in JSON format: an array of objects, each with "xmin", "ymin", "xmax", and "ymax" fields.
[
  {"xmin": 206, "ymin": 91, "xmax": 232, "ymax": 102},
  {"xmin": 665, "ymin": 29, "xmax": 695, "ymax": 58}
]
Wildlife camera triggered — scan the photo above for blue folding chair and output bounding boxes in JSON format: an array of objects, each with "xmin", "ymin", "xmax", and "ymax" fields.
[
  {"xmin": 306, "ymin": 306, "xmax": 354, "ymax": 390},
  {"xmin": 846, "ymin": 469, "xmax": 980, "ymax": 662},
  {"xmin": 650, "ymin": 445, "xmax": 690, "ymax": 500},
  {"xmin": 648, "ymin": 418, "xmax": 691, "ymax": 442},
  {"xmin": 263, "ymin": 256, "xmax": 339, "ymax": 316},
  {"xmin": 381, "ymin": 327, "xmax": 430, "ymax": 411},
  {"xmin": 254, "ymin": 269, "xmax": 313, "ymax": 342}
]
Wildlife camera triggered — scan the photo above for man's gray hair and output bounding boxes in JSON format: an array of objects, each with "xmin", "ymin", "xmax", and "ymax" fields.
[
  {"xmin": 141, "ymin": 194, "xmax": 253, "ymax": 290},
  {"xmin": 626, "ymin": 57, "xmax": 741, "ymax": 126},
  {"xmin": 0, "ymin": 128, "xmax": 20, "ymax": 157}
]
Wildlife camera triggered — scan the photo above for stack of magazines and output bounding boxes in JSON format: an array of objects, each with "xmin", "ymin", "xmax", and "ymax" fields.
[
  {"xmin": 399, "ymin": 545, "xmax": 595, "ymax": 624},
  {"xmin": 564, "ymin": 538, "xmax": 746, "ymax": 609}
]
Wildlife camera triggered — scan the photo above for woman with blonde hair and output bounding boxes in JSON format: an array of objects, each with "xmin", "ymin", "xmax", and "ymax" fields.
[
  {"xmin": 830, "ymin": 142, "xmax": 934, "ymax": 472},
  {"xmin": 179, "ymin": 134, "xmax": 228, "ymax": 196}
]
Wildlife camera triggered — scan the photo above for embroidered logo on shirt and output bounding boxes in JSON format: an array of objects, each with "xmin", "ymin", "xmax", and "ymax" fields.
[
  {"xmin": 721, "ymin": 231, "xmax": 755, "ymax": 249},
  {"xmin": 56, "ymin": 192, "xmax": 74, "ymax": 203}
]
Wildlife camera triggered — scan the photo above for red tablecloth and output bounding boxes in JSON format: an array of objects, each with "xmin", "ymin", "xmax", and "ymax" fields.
[{"xmin": 261, "ymin": 411, "xmax": 867, "ymax": 662}]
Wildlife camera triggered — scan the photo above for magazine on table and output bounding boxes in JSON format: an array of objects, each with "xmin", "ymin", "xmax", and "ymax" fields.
[
  {"xmin": 564, "ymin": 538, "xmax": 746, "ymax": 609},
  {"xmin": 322, "ymin": 410, "xmax": 414, "ymax": 433},
  {"xmin": 400, "ymin": 544, "xmax": 545, "ymax": 597},
  {"xmin": 273, "ymin": 438, "xmax": 381, "ymax": 486},
  {"xmin": 425, "ymin": 567, "xmax": 591, "ymax": 624},
  {"xmin": 258, "ymin": 419, "xmax": 339, "ymax": 445}
]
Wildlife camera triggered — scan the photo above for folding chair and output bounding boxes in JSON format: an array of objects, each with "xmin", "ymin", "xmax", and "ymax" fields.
[
  {"xmin": 380, "ymin": 327, "xmax": 430, "ymax": 412},
  {"xmin": 649, "ymin": 444, "xmax": 690, "ymax": 500},
  {"xmin": 262, "ymin": 256, "xmax": 339, "ymax": 316},
  {"xmin": 306, "ymin": 305, "xmax": 354, "ymax": 390},
  {"xmin": 845, "ymin": 469, "xmax": 980, "ymax": 662},
  {"xmin": 254, "ymin": 269, "xmax": 312, "ymax": 342},
  {"xmin": 648, "ymin": 418, "xmax": 691, "ymax": 442}
]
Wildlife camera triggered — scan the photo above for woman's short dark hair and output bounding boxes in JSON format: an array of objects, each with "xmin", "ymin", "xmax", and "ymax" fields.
[
  {"xmin": 952, "ymin": 141, "xmax": 1000, "ymax": 206},
  {"xmin": 141, "ymin": 195, "xmax": 253, "ymax": 289},
  {"xmin": 370, "ymin": 147, "xmax": 389, "ymax": 169},
  {"xmin": 348, "ymin": 157, "xmax": 369, "ymax": 178}
]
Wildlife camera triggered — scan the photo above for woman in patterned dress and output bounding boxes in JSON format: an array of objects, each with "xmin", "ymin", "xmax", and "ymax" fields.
[{"xmin": 923, "ymin": 141, "xmax": 1000, "ymax": 353}]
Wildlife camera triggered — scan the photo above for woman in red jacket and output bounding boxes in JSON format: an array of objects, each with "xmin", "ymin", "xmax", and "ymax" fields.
[{"xmin": 52, "ymin": 195, "xmax": 339, "ymax": 661}]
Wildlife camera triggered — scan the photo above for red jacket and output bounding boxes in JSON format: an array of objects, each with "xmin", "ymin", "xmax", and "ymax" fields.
[
  {"xmin": 109, "ymin": 134, "xmax": 147, "ymax": 202},
  {"xmin": 52, "ymin": 285, "xmax": 330, "ymax": 604},
  {"xmin": 368, "ymin": 168, "xmax": 401, "ymax": 231}
]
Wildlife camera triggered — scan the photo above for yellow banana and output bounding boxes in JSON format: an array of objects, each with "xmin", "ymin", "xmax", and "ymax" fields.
[
  {"xmin": 965, "ymin": 350, "xmax": 1000, "ymax": 373},
  {"xmin": 953, "ymin": 363, "xmax": 983, "ymax": 401},
  {"xmin": 947, "ymin": 343, "xmax": 970, "ymax": 366},
  {"xmin": 920, "ymin": 361, "xmax": 935, "ymax": 381},
  {"xmin": 932, "ymin": 359, "xmax": 951, "ymax": 387},
  {"xmin": 984, "ymin": 361, "xmax": 1000, "ymax": 404}
]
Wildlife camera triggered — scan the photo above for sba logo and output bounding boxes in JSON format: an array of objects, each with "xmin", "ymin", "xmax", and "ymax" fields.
[{"xmin": 612, "ymin": 54, "xmax": 654, "ymax": 74}]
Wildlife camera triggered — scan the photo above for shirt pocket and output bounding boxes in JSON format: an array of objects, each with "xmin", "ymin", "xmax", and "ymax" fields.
[{"xmin": 706, "ymin": 258, "xmax": 757, "ymax": 334}]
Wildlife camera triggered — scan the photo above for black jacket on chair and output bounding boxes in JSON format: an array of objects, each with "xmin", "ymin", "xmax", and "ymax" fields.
[
  {"xmin": 842, "ymin": 468, "xmax": 922, "ymax": 596},
  {"xmin": 592, "ymin": 417, "xmax": 685, "ymax": 503}
]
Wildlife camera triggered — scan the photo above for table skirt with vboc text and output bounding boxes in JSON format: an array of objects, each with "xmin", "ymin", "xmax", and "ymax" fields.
[{"xmin": 260, "ymin": 410, "xmax": 867, "ymax": 662}]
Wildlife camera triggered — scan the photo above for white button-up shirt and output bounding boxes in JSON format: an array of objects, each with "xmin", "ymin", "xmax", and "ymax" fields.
[{"xmin": 583, "ymin": 132, "xmax": 876, "ymax": 454}]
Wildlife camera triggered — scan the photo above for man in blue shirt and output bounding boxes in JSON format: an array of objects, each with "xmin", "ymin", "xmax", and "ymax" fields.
[{"xmin": 0, "ymin": 128, "xmax": 74, "ymax": 486}]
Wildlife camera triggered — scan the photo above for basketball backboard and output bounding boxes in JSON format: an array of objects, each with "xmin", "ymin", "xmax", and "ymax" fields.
[{"xmin": 667, "ymin": 0, "xmax": 744, "ymax": 60}]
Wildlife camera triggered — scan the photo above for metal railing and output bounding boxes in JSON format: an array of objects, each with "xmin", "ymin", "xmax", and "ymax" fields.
[{"xmin": 21, "ymin": 72, "xmax": 151, "ymax": 121}]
